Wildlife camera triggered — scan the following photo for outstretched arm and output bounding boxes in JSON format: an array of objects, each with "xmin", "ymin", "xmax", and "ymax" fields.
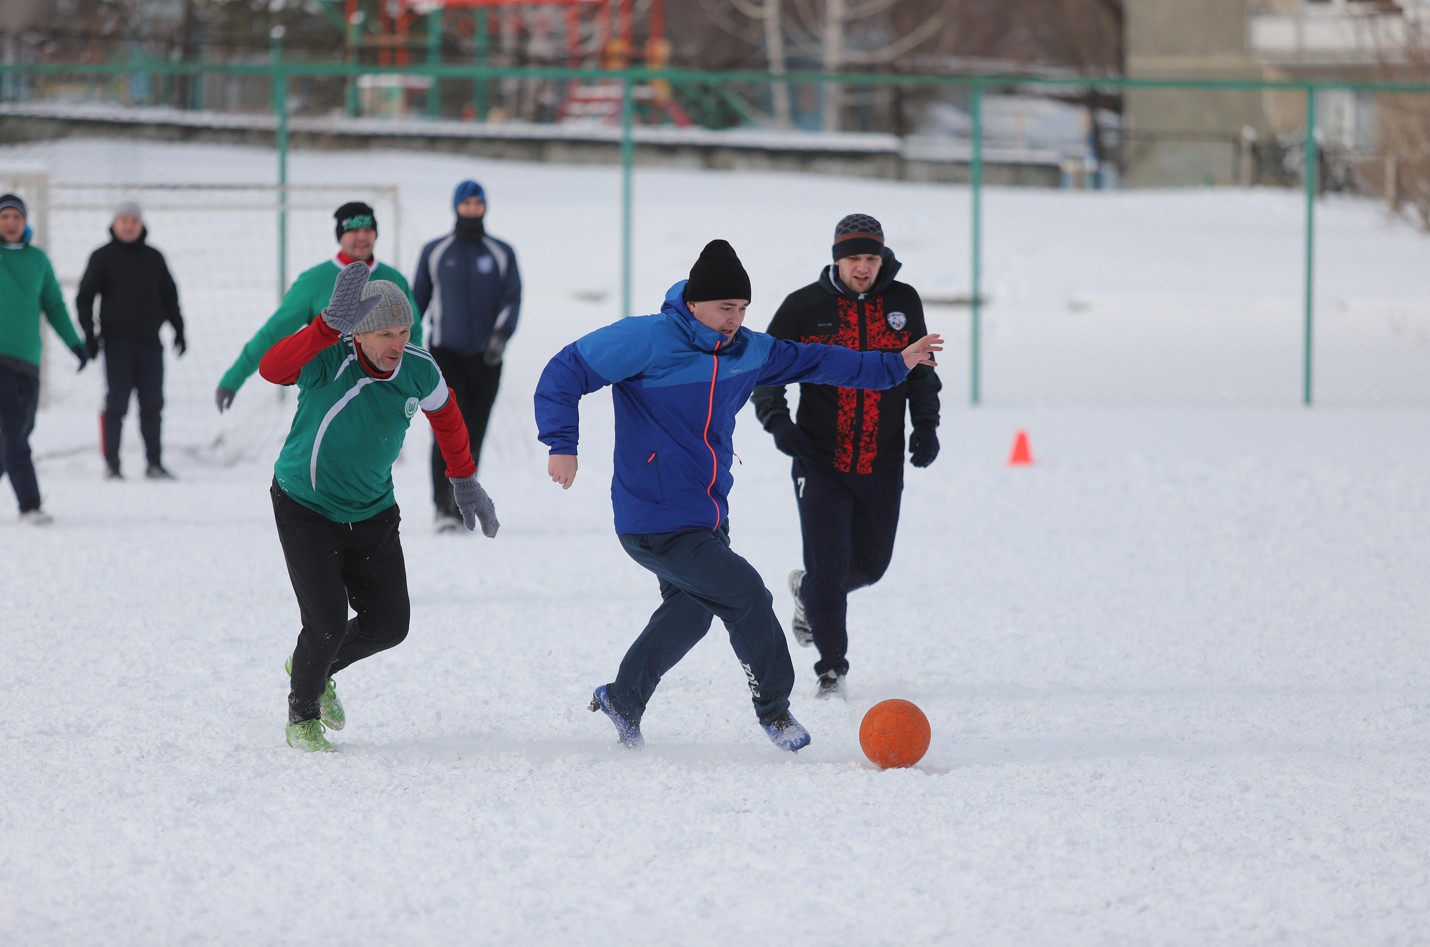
[{"xmin": 259, "ymin": 319, "xmax": 340, "ymax": 385}]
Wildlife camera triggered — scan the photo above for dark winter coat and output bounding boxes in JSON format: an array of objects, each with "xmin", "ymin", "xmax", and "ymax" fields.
[
  {"xmin": 75, "ymin": 228, "xmax": 184, "ymax": 343},
  {"xmin": 413, "ymin": 228, "xmax": 521, "ymax": 356},
  {"xmin": 752, "ymin": 250, "xmax": 941, "ymax": 474},
  {"xmin": 535, "ymin": 280, "xmax": 912, "ymax": 535}
]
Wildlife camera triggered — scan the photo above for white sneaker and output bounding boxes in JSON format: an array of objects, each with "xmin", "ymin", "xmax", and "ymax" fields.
[{"xmin": 19, "ymin": 509, "xmax": 53, "ymax": 526}]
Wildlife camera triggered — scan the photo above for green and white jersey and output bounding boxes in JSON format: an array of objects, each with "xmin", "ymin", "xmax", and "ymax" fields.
[{"xmin": 274, "ymin": 340, "xmax": 449, "ymax": 523}]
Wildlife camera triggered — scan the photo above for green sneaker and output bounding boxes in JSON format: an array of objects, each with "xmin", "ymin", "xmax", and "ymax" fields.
[
  {"xmin": 285, "ymin": 718, "xmax": 334, "ymax": 752},
  {"xmin": 285, "ymin": 655, "xmax": 346, "ymax": 731}
]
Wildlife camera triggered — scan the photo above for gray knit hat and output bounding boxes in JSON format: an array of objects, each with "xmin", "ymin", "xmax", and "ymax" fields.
[
  {"xmin": 353, "ymin": 280, "xmax": 413, "ymax": 335},
  {"xmin": 114, "ymin": 200, "xmax": 142, "ymax": 221}
]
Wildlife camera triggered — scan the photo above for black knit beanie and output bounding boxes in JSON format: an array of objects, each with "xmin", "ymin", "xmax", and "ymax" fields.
[
  {"xmin": 685, "ymin": 239, "xmax": 751, "ymax": 302},
  {"xmin": 334, "ymin": 201, "xmax": 378, "ymax": 242},
  {"xmin": 832, "ymin": 213, "xmax": 884, "ymax": 260}
]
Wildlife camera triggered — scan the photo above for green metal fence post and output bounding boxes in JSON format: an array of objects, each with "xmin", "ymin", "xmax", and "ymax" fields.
[
  {"xmin": 272, "ymin": 27, "xmax": 289, "ymax": 301},
  {"xmin": 621, "ymin": 73, "xmax": 635, "ymax": 318},
  {"xmin": 474, "ymin": 11, "xmax": 488, "ymax": 120},
  {"xmin": 970, "ymin": 82, "xmax": 984, "ymax": 406},
  {"xmin": 346, "ymin": 11, "xmax": 363, "ymax": 118},
  {"xmin": 1302, "ymin": 86, "xmax": 1317, "ymax": 406},
  {"xmin": 427, "ymin": 11, "xmax": 442, "ymax": 118}
]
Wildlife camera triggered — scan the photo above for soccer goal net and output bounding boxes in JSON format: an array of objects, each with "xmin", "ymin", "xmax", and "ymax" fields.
[{"xmin": 1, "ymin": 170, "xmax": 400, "ymax": 465}]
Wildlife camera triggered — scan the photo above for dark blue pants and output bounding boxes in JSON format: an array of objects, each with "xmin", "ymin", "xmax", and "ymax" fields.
[
  {"xmin": 429, "ymin": 347, "xmax": 501, "ymax": 515},
  {"xmin": 791, "ymin": 458, "xmax": 904, "ymax": 677},
  {"xmin": 102, "ymin": 336, "xmax": 165, "ymax": 468},
  {"xmin": 271, "ymin": 481, "xmax": 410, "ymax": 723},
  {"xmin": 0, "ymin": 364, "xmax": 42, "ymax": 513},
  {"xmin": 613, "ymin": 521, "xmax": 794, "ymax": 723}
]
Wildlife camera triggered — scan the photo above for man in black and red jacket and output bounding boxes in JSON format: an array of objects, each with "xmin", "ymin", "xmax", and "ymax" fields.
[{"xmin": 752, "ymin": 213, "xmax": 942, "ymax": 698}]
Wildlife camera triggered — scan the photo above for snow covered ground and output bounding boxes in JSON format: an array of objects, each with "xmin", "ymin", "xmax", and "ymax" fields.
[{"xmin": 2, "ymin": 140, "xmax": 1429, "ymax": 945}]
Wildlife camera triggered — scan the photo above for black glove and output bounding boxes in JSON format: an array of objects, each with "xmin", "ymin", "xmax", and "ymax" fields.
[
  {"xmin": 909, "ymin": 425, "xmax": 939, "ymax": 468},
  {"xmin": 215, "ymin": 386, "xmax": 236, "ymax": 413},
  {"xmin": 767, "ymin": 414, "xmax": 812, "ymax": 460},
  {"xmin": 449, "ymin": 475, "xmax": 500, "ymax": 537},
  {"xmin": 70, "ymin": 343, "xmax": 89, "ymax": 372},
  {"xmin": 320, "ymin": 261, "xmax": 380, "ymax": 335},
  {"xmin": 84, "ymin": 332, "xmax": 101, "ymax": 360},
  {"xmin": 174, "ymin": 332, "xmax": 187, "ymax": 357},
  {"xmin": 482, "ymin": 334, "xmax": 507, "ymax": 367}
]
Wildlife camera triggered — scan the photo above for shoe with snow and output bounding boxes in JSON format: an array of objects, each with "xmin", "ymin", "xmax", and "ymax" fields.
[
  {"xmin": 761, "ymin": 710, "xmax": 811, "ymax": 751},
  {"xmin": 788, "ymin": 570, "xmax": 813, "ymax": 647},
  {"xmin": 144, "ymin": 463, "xmax": 175, "ymax": 480},
  {"xmin": 104, "ymin": 463, "xmax": 123, "ymax": 480},
  {"xmin": 434, "ymin": 511, "xmax": 463, "ymax": 534},
  {"xmin": 815, "ymin": 670, "xmax": 845, "ymax": 700},
  {"xmin": 285, "ymin": 718, "xmax": 335, "ymax": 752},
  {"xmin": 589, "ymin": 684, "xmax": 643, "ymax": 749},
  {"xmin": 285, "ymin": 655, "xmax": 345, "ymax": 731},
  {"xmin": 18, "ymin": 509, "xmax": 53, "ymax": 526}
]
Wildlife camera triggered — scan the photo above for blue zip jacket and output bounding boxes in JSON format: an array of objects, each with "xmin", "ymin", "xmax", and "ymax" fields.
[
  {"xmin": 535, "ymin": 280, "xmax": 911, "ymax": 535},
  {"xmin": 413, "ymin": 231, "xmax": 521, "ymax": 355}
]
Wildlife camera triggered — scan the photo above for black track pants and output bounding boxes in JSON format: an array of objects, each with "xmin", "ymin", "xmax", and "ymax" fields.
[
  {"xmin": 271, "ymin": 481, "xmax": 410, "ymax": 723},
  {"xmin": 428, "ymin": 347, "xmax": 501, "ymax": 516},
  {"xmin": 791, "ymin": 458, "xmax": 904, "ymax": 677}
]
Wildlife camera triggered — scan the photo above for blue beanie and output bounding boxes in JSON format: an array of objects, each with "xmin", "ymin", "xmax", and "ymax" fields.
[{"xmin": 453, "ymin": 180, "xmax": 486, "ymax": 210}]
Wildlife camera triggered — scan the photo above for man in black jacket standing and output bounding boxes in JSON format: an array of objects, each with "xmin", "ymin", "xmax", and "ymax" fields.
[
  {"xmin": 76, "ymin": 201, "xmax": 185, "ymax": 480},
  {"xmin": 752, "ymin": 214, "xmax": 942, "ymax": 698}
]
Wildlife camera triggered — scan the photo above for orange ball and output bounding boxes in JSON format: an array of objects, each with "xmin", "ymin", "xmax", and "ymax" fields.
[{"xmin": 859, "ymin": 699, "xmax": 931, "ymax": 769}]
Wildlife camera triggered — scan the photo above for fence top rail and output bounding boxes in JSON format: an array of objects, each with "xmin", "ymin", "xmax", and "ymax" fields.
[{"xmin": 4, "ymin": 60, "xmax": 1430, "ymax": 95}]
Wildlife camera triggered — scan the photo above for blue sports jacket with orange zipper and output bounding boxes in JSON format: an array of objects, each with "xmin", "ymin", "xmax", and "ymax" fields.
[{"xmin": 535, "ymin": 279, "xmax": 911, "ymax": 535}]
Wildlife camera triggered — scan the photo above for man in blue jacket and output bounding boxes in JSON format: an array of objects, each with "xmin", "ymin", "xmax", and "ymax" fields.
[
  {"xmin": 414, "ymin": 180, "xmax": 521, "ymax": 532},
  {"xmin": 534, "ymin": 240, "xmax": 942, "ymax": 753}
]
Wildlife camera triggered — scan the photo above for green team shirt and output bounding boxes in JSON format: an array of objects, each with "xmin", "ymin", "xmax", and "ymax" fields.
[
  {"xmin": 273, "ymin": 340, "xmax": 449, "ymax": 523},
  {"xmin": 0, "ymin": 243, "xmax": 83, "ymax": 370},
  {"xmin": 219, "ymin": 258, "xmax": 420, "ymax": 393}
]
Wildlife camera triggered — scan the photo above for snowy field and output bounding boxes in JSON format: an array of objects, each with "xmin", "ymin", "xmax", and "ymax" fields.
[{"xmin": 2, "ymin": 140, "xmax": 1430, "ymax": 945}]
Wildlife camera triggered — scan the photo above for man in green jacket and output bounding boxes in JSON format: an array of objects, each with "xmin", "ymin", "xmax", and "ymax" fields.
[
  {"xmin": 214, "ymin": 201, "xmax": 420, "ymax": 412},
  {"xmin": 0, "ymin": 193, "xmax": 89, "ymax": 525}
]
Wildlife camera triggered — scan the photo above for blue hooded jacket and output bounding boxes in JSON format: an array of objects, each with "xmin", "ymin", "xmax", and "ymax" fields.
[{"xmin": 535, "ymin": 280, "xmax": 911, "ymax": 535}]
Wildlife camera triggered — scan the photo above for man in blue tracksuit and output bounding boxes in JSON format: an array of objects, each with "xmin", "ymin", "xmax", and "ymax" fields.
[
  {"xmin": 413, "ymin": 180, "xmax": 521, "ymax": 532},
  {"xmin": 534, "ymin": 240, "xmax": 942, "ymax": 753}
]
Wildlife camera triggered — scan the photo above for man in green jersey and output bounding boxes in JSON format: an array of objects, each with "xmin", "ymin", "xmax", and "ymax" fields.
[
  {"xmin": 0, "ymin": 193, "xmax": 90, "ymax": 525},
  {"xmin": 215, "ymin": 200, "xmax": 419, "ymax": 412},
  {"xmin": 259, "ymin": 262, "xmax": 499, "ymax": 752}
]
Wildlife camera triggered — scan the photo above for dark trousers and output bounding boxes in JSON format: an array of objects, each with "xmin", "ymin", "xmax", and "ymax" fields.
[
  {"xmin": 429, "ymin": 347, "xmax": 501, "ymax": 515},
  {"xmin": 271, "ymin": 481, "xmax": 410, "ymax": 723},
  {"xmin": 101, "ymin": 336, "xmax": 165, "ymax": 468},
  {"xmin": 613, "ymin": 522, "xmax": 794, "ymax": 723},
  {"xmin": 0, "ymin": 365, "xmax": 42, "ymax": 513},
  {"xmin": 791, "ymin": 458, "xmax": 904, "ymax": 677}
]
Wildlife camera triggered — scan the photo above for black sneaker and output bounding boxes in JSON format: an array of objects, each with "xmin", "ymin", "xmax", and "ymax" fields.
[
  {"xmin": 815, "ymin": 670, "xmax": 846, "ymax": 700},
  {"xmin": 145, "ymin": 463, "xmax": 175, "ymax": 480},
  {"xmin": 788, "ymin": 569, "xmax": 813, "ymax": 647},
  {"xmin": 104, "ymin": 463, "xmax": 123, "ymax": 480}
]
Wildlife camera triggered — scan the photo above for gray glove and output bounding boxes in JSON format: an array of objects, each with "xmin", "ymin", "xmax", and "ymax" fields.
[
  {"xmin": 215, "ymin": 386, "xmax": 236, "ymax": 413},
  {"xmin": 448, "ymin": 475, "xmax": 500, "ymax": 537},
  {"xmin": 482, "ymin": 334, "xmax": 507, "ymax": 367},
  {"xmin": 320, "ymin": 261, "xmax": 381, "ymax": 335}
]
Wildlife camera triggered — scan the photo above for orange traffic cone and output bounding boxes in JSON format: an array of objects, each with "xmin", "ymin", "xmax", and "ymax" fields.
[{"xmin": 1008, "ymin": 429, "xmax": 1033, "ymax": 467}]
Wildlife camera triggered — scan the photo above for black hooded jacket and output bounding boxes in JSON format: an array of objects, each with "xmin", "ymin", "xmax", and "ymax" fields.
[
  {"xmin": 76, "ymin": 227, "xmax": 184, "ymax": 343},
  {"xmin": 752, "ymin": 249, "xmax": 941, "ymax": 474}
]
